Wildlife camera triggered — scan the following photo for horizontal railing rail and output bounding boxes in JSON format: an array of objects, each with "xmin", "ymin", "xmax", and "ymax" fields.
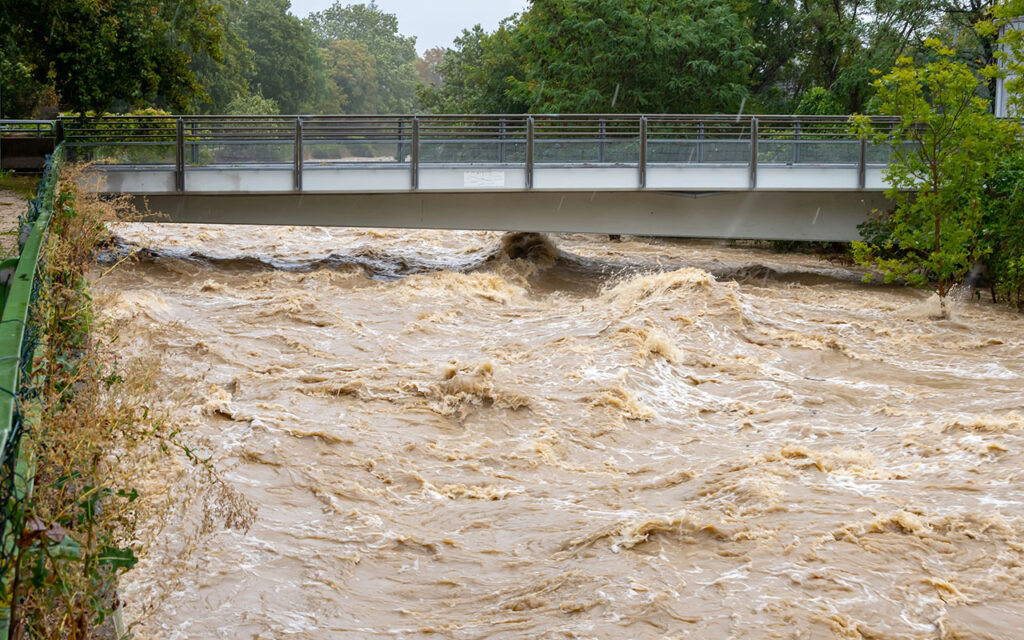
[
  {"xmin": 0, "ymin": 120, "xmax": 55, "ymax": 138},
  {"xmin": 0, "ymin": 120, "xmax": 55, "ymax": 139},
  {"xmin": 52, "ymin": 114, "xmax": 908, "ymax": 191}
]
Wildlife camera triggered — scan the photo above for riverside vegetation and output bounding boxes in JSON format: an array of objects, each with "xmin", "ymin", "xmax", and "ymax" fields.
[
  {"xmin": 852, "ymin": 13, "xmax": 1024, "ymax": 308},
  {"xmin": 3, "ymin": 165, "xmax": 254, "ymax": 639}
]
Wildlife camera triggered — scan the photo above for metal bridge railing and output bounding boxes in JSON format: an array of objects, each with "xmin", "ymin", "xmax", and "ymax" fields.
[
  {"xmin": 58, "ymin": 114, "xmax": 903, "ymax": 191},
  {"xmin": 0, "ymin": 121, "xmax": 56, "ymax": 138}
]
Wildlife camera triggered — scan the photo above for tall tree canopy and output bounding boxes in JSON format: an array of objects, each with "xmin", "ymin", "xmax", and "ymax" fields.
[
  {"xmin": 320, "ymin": 39, "xmax": 381, "ymax": 113},
  {"xmin": 418, "ymin": 23, "xmax": 528, "ymax": 114},
  {"xmin": 233, "ymin": 0, "xmax": 329, "ymax": 114},
  {"xmin": 189, "ymin": 0, "xmax": 256, "ymax": 113},
  {"xmin": 307, "ymin": 2, "xmax": 419, "ymax": 113},
  {"xmin": 417, "ymin": 0, "xmax": 1004, "ymax": 115},
  {"xmin": 0, "ymin": 0, "xmax": 1013, "ymax": 117},
  {"xmin": 0, "ymin": 0, "xmax": 225, "ymax": 115},
  {"xmin": 509, "ymin": 0, "xmax": 757, "ymax": 113},
  {"xmin": 421, "ymin": 0, "xmax": 758, "ymax": 114}
]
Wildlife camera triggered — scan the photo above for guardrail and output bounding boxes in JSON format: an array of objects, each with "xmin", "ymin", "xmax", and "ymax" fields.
[
  {"xmin": 0, "ymin": 121, "xmax": 56, "ymax": 139},
  {"xmin": 0, "ymin": 144, "xmax": 63, "ymax": 631},
  {"xmin": 1, "ymin": 121, "xmax": 58, "ymax": 172},
  {"xmin": 59, "ymin": 114, "xmax": 901, "ymax": 191}
]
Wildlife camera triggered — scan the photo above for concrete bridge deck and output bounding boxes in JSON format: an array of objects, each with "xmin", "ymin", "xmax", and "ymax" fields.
[{"xmin": 59, "ymin": 114, "xmax": 898, "ymax": 240}]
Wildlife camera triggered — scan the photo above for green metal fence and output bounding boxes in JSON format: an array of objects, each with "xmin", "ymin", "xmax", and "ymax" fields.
[{"xmin": 0, "ymin": 144, "xmax": 64, "ymax": 632}]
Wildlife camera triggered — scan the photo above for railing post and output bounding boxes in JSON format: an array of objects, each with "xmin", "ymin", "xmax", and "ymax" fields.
[
  {"xmin": 599, "ymin": 118, "xmax": 606, "ymax": 164},
  {"xmin": 526, "ymin": 116, "xmax": 535, "ymax": 189},
  {"xmin": 639, "ymin": 116, "xmax": 647, "ymax": 189},
  {"xmin": 294, "ymin": 117, "xmax": 303, "ymax": 191},
  {"xmin": 794, "ymin": 120, "xmax": 801, "ymax": 165},
  {"xmin": 858, "ymin": 136, "xmax": 867, "ymax": 190},
  {"xmin": 749, "ymin": 116, "xmax": 758, "ymax": 190},
  {"xmin": 499, "ymin": 117, "xmax": 506, "ymax": 164},
  {"xmin": 397, "ymin": 120, "xmax": 404, "ymax": 163},
  {"xmin": 54, "ymin": 119, "xmax": 64, "ymax": 145},
  {"xmin": 190, "ymin": 119, "xmax": 199, "ymax": 166},
  {"xmin": 411, "ymin": 116, "xmax": 419, "ymax": 190},
  {"xmin": 175, "ymin": 117, "xmax": 185, "ymax": 192},
  {"xmin": 697, "ymin": 121, "xmax": 704, "ymax": 164}
]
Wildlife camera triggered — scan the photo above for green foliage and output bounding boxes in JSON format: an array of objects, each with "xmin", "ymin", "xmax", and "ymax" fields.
[
  {"xmin": 190, "ymin": 0, "xmax": 257, "ymax": 113},
  {"xmin": 320, "ymin": 40, "xmax": 381, "ymax": 113},
  {"xmin": 0, "ymin": 174, "xmax": 40, "ymax": 200},
  {"xmin": 730, "ymin": 0, "xmax": 801, "ymax": 112},
  {"xmin": 225, "ymin": 93, "xmax": 281, "ymax": 115},
  {"xmin": 307, "ymin": 2, "xmax": 419, "ymax": 113},
  {"xmin": 507, "ymin": 0, "xmax": 757, "ymax": 114},
  {"xmin": 990, "ymin": 0, "xmax": 1024, "ymax": 114},
  {"xmin": 416, "ymin": 47, "xmax": 445, "ymax": 88},
  {"xmin": 980, "ymin": 149, "xmax": 1024, "ymax": 308},
  {"xmin": 418, "ymin": 23, "xmax": 529, "ymax": 114},
  {"xmin": 852, "ymin": 40, "xmax": 1013, "ymax": 297},
  {"xmin": 0, "ymin": 0, "xmax": 225, "ymax": 115},
  {"xmin": 234, "ymin": 0, "xmax": 329, "ymax": 114},
  {"xmin": 0, "ymin": 44, "xmax": 52, "ymax": 118},
  {"xmin": 795, "ymin": 87, "xmax": 846, "ymax": 115}
]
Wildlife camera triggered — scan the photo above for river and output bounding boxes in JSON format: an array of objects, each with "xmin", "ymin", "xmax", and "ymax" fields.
[{"xmin": 93, "ymin": 224, "xmax": 1024, "ymax": 639}]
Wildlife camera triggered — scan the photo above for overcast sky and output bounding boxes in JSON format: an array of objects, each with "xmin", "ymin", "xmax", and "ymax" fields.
[{"xmin": 287, "ymin": 0, "xmax": 529, "ymax": 53}]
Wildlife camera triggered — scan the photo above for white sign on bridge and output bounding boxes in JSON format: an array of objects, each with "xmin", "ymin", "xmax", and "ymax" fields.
[{"xmin": 464, "ymin": 170, "xmax": 506, "ymax": 188}]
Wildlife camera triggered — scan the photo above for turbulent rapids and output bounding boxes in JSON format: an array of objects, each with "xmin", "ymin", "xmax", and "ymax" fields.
[{"xmin": 93, "ymin": 224, "xmax": 1024, "ymax": 639}]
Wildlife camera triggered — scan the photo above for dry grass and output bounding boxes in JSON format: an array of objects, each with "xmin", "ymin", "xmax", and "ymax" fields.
[{"xmin": 9, "ymin": 165, "xmax": 255, "ymax": 640}]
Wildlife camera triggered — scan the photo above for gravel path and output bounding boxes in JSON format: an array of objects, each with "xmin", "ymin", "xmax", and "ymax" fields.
[{"xmin": 0, "ymin": 189, "xmax": 25, "ymax": 257}]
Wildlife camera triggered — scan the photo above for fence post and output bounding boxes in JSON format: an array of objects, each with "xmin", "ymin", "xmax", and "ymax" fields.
[
  {"xmin": 858, "ymin": 137, "xmax": 867, "ymax": 190},
  {"xmin": 294, "ymin": 117, "xmax": 303, "ymax": 192},
  {"xmin": 411, "ymin": 116, "xmax": 419, "ymax": 190},
  {"xmin": 54, "ymin": 119, "xmax": 64, "ymax": 145},
  {"xmin": 526, "ymin": 116, "xmax": 535, "ymax": 189},
  {"xmin": 749, "ymin": 116, "xmax": 758, "ymax": 190},
  {"xmin": 639, "ymin": 116, "xmax": 647, "ymax": 189},
  {"xmin": 175, "ymin": 117, "xmax": 185, "ymax": 192}
]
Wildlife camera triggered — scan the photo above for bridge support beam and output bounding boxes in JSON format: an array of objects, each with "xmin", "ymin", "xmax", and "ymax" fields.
[{"xmin": 134, "ymin": 190, "xmax": 891, "ymax": 242}]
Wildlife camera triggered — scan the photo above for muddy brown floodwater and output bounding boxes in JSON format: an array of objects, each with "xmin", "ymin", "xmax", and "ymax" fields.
[{"xmin": 93, "ymin": 224, "xmax": 1024, "ymax": 639}]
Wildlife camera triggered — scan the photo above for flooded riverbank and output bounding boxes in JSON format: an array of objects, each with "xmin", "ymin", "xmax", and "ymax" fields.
[{"xmin": 94, "ymin": 224, "xmax": 1024, "ymax": 639}]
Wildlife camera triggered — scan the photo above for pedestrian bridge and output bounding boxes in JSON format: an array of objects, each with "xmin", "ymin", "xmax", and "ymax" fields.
[{"xmin": 64, "ymin": 114, "xmax": 898, "ymax": 241}]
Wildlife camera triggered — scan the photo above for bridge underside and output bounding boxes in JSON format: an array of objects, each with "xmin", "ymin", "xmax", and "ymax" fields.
[{"xmin": 135, "ymin": 190, "xmax": 891, "ymax": 242}]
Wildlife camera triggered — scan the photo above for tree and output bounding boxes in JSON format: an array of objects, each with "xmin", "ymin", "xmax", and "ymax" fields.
[
  {"xmin": 190, "ymin": 0, "xmax": 256, "ymax": 113},
  {"xmin": 979, "ymin": 150, "xmax": 1024, "ymax": 307},
  {"xmin": 795, "ymin": 87, "xmax": 846, "ymax": 115},
  {"xmin": 226, "ymin": 92, "xmax": 280, "ymax": 115},
  {"xmin": 321, "ymin": 39, "xmax": 380, "ymax": 113},
  {"xmin": 0, "ymin": 0, "xmax": 225, "ymax": 115},
  {"xmin": 0, "ymin": 41, "xmax": 51, "ymax": 118},
  {"xmin": 989, "ymin": 0, "xmax": 1024, "ymax": 112},
  {"xmin": 234, "ymin": 0, "xmax": 329, "ymax": 114},
  {"xmin": 730, "ymin": 0, "xmax": 803, "ymax": 112},
  {"xmin": 506, "ymin": 0, "xmax": 757, "ymax": 114},
  {"xmin": 852, "ymin": 39, "xmax": 1013, "ymax": 297},
  {"xmin": 416, "ymin": 47, "xmax": 445, "ymax": 88},
  {"xmin": 307, "ymin": 2, "xmax": 419, "ymax": 113},
  {"xmin": 418, "ymin": 23, "xmax": 528, "ymax": 114}
]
